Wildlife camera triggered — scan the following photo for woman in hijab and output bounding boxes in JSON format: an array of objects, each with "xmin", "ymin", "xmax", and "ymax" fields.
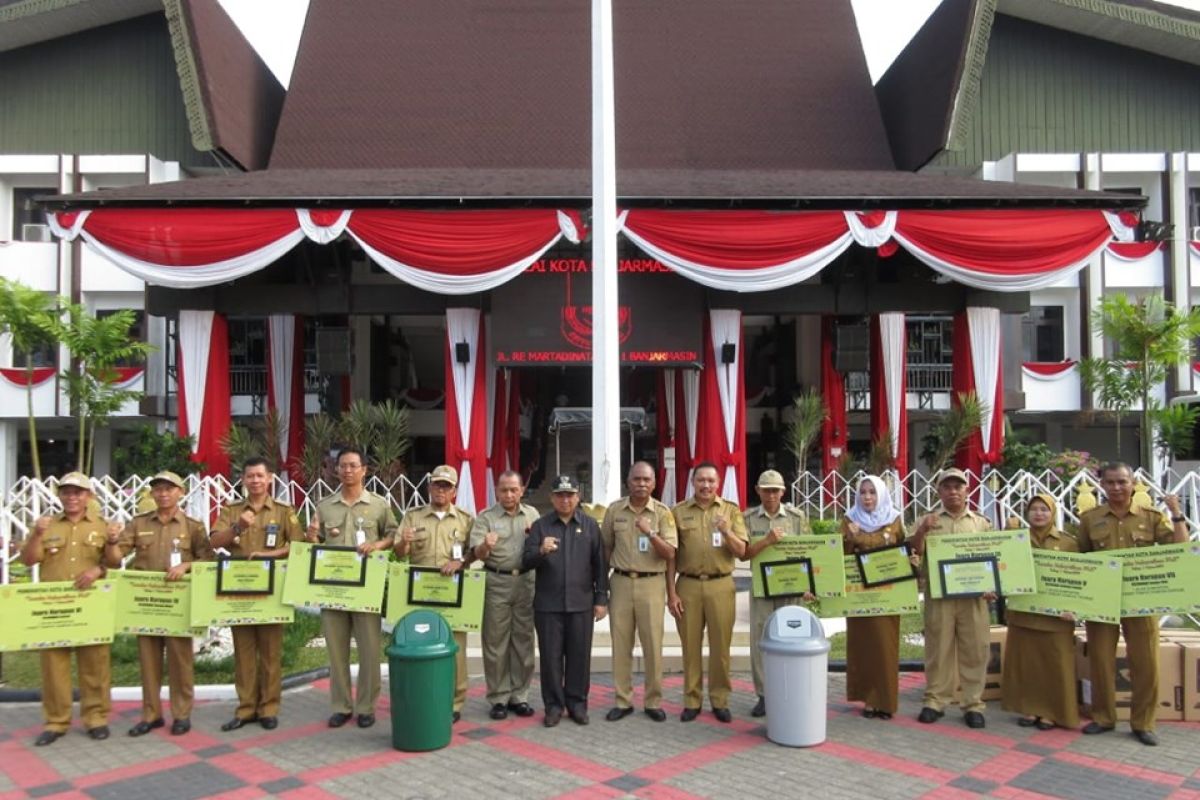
[
  {"xmin": 1001, "ymin": 494, "xmax": 1080, "ymax": 730},
  {"xmin": 841, "ymin": 475, "xmax": 906, "ymax": 719}
]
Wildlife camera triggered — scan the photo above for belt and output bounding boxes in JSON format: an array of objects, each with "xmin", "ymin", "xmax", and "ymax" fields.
[
  {"xmin": 613, "ymin": 568, "xmax": 663, "ymax": 579},
  {"xmin": 680, "ymin": 572, "xmax": 731, "ymax": 581},
  {"xmin": 484, "ymin": 565, "xmax": 531, "ymax": 576}
]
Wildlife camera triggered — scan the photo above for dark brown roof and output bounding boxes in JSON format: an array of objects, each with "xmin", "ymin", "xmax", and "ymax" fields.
[
  {"xmin": 270, "ymin": 0, "xmax": 895, "ymax": 172},
  {"xmin": 169, "ymin": 0, "xmax": 284, "ymax": 170},
  {"xmin": 41, "ymin": 167, "xmax": 1144, "ymax": 209}
]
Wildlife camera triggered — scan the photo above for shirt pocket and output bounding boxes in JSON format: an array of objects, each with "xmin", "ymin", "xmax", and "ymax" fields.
[
  {"xmin": 1088, "ymin": 522, "xmax": 1118, "ymax": 550},
  {"xmin": 1130, "ymin": 524, "xmax": 1156, "ymax": 547}
]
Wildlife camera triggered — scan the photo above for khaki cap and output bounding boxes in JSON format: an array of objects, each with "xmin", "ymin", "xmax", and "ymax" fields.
[
  {"xmin": 756, "ymin": 469, "xmax": 786, "ymax": 490},
  {"xmin": 937, "ymin": 467, "xmax": 969, "ymax": 486},
  {"xmin": 430, "ymin": 465, "xmax": 459, "ymax": 486},
  {"xmin": 149, "ymin": 470, "xmax": 186, "ymax": 489},
  {"xmin": 58, "ymin": 472, "xmax": 93, "ymax": 492},
  {"xmin": 551, "ymin": 474, "xmax": 580, "ymax": 493}
]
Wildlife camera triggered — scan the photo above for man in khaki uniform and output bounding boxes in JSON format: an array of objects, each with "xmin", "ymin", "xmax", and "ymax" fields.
[
  {"xmin": 210, "ymin": 457, "xmax": 304, "ymax": 731},
  {"xmin": 396, "ymin": 464, "xmax": 474, "ymax": 721},
  {"xmin": 1076, "ymin": 462, "xmax": 1189, "ymax": 747},
  {"xmin": 307, "ymin": 447, "xmax": 398, "ymax": 729},
  {"xmin": 742, "ymin": 469, "xmax": 811, "ymax": 717},
  {"xmin": 601, "ymin": 461, "xmax": 678, "ymax": 722},
  {"xmin": 20, "ymin": 472, "xmax": 122, "ymax": 746},
  {"xmin": 670, "ymin": 461, "xmax": 748, "ymax": 722},
  {"xmin": 110, "ymin": 471, "xmax": 213, "ymax": 736},
  {"xmin": 911, "ymin": 467, "xmax": 994, "ymax": 729},
  {"xmin": 469, "ymin": 470, "xmax": 540, "ymax": 720}
]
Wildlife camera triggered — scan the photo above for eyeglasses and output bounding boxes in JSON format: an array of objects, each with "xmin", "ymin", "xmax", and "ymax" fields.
[{"xmin": 338, "ymin": 464, "xmax": 364, "ymax": 471}]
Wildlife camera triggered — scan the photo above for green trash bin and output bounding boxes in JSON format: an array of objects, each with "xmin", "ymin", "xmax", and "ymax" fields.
[{"xmin": 385, "ymin": 609, "xmax": 458, "ymax": 751}]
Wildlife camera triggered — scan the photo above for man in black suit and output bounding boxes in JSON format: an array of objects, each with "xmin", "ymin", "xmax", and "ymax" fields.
[{"xmin": 522, "ymin": 475, "xmax": 609, "ymax": 727}]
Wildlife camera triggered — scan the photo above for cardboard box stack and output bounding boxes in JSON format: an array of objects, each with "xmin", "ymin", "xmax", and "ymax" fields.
[
  {"xmin": 1076, "ymin": 625, "xmax": 1187, "ymax": 723},
  {"xmin": 1159, "ymin": 628, "xmax": 1200, "ymax": 722}
]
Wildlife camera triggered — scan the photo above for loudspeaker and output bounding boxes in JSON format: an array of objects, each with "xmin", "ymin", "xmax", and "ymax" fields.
[
  {"xmin": 720, "ymin": 343, "xmax": 737, "ymax": 364},
  {"xmin": 834, "ymin": 322, "xmax": 869, "ymax": 372},
  {"xmin": 455, "ymin": 341, "xmax": 471, "ymax": 364},
  {"xmin": 316, "ymin": 328, "xmax": 353, "ymax": 375}
]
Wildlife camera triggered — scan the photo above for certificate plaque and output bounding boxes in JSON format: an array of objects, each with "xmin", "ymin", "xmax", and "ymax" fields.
[
  {"xmin": 0, "ymin": 580, "xmax": 116, "ymax": 651},
  {"xmin": 385, "ymin": 563, "xmax": 486, "ymax": 632},
  {"xmin": 309, "ymin": 546, "xmax": 368, "ymax": 587},
  {"xmin": 407, "ymin": 567, "xmax": 465, "ymax": 607},
  {"xmin": 855, "ymin": 543, "xmax": 918, "ymax": 587},
  {"xmin": 750, "ymin": 535, "xmax": 845, "ymax": 598},
  {"xmin": 760, "ymin": 558, "xmax": 816, "ymax": 599},
  {"xmin": 216, "ymin": 558, "xmax": 275, "ymax": 595},
  {"xmin": 939, "ymin": 556, "xmax": 1000, "ymax": 598}
]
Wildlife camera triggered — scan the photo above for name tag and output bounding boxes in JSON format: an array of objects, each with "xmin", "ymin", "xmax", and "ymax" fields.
[
  {"xmin": 355, "ymin": 529, "xmax": 367, "ymax": 547},
  {"xmin": 638, "ymin": 535, "xmax": 650, "ymax": 553},
  {"xmin": 169, "ymin": 551, "xmax": 182, "ymax": 568},
  {"xmin": 711, "ymin": 531, "xmax": 723, "ymax": 548},
  {"xmin": 265, "ymin": 524, "xmax": 279, "ymax": 548},
  {"xmin": 452, "ymin": 543, "xmax": 464, "ymax": 561}
]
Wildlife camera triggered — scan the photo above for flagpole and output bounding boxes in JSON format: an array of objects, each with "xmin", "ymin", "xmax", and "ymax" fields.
[{"xmin": 591, "ymin": 0, "xmax": 620, "ymax": 504}]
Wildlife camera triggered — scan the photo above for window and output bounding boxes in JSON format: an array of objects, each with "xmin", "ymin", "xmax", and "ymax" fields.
[
  {"xmin": 95, "ymin": 310, "xmax": 146, "ymax": 367},
  {"xmin": 1022, "ymin": 306, "xmax": 1065, "ymax": 362},
  {"xmin": 1189, "ymin": 187, "xmax": 1200, "ymax": 238},
  {"xmin": 12, "ymin": 188, "xmax": 56, "ymax": 241}
]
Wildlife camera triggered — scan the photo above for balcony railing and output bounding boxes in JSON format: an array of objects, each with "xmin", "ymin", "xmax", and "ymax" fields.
[
  {"xmin": 229, "ymin": 367, "xmax": 324, "ymax": 398},
  {"xmin": 846, "ymin": 363, "xmax": 953, "ymax": 410}
]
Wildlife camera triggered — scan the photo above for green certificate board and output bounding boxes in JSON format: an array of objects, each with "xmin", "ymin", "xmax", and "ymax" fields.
[
  {"xmin": 215, "ymin": 558, "xmax": 275, "ymax": 595},
  {"xmin": 820, "ymin": 555, "xmax": 920, "ymax": 617},
  {"xmin": 760, "ymin": 558, "xmax": 815, "ymax": 599},
  {"xmin": 282, "ymin": 542, "xmax": 388, "ymax": 613},
  {"xmin": 938, "ymin": 557, "xmax": 1000, "ymax": 597},
  {"xmin": 385, "ymin": 563, "xmax": 485, "ymax": 632},
  {"xmin": 113, "ymin": 570, "xmax": 206, "ymax": 637},
  {"xmin": 1109, "ymin": 542, "xmax": 1200, "ymax": 617},
  {"xmin": 926, "ymin": 530, "xmax": 1035, "ymax": 599},
  {"xmin": 751, "ymin": 535, "xmax": 845, "ymax": 598},
  {"xmin": 1005, "ymin": 550, "xmax": 1121, "ymax": 624},
  {"xmin": 0, "ymin": 580, "xmax": 116, "ymax": 651},
  {"xmin": 856, "ymin": 543, "xmax": 918, "ymax": 587},
  {"xmin": 190, "ymin": 561, "xmax": 294, "ymax": 626}
]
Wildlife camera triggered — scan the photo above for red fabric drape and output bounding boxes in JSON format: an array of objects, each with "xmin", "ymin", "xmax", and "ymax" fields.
[
  {"xmin": 869, "ymin": 316, "xmax": 908, "ymax": 477},
  {"xmin": 674, "ymin": 371, "xmax": 693, "ymax": 502},
  {"xmin": 177, "ymin": 314, "xmax": 231, "ymax": 478},
  {"xmin": 80, "ymin": 208, "xmax": 299, "ymax": 266},
  {"xmin": 951, "ymin": 312, "xmax": 1004, "ymax": 479},
  {"xmin": 693, "ymin": 312, "xmax": 747, "ymax": 507},
  {"xmin": 0, "ymin": 367, "xmax": 55, "ymax": 386},
  {"xmin": 1107, "ymin": 241, "xmax": 1162, "ymax": 259},
  {"xmin": 1022, "ymin": 361, "xmax": 1077, "ymax": 376},
  {"xmin": 655, "ymin": 370, "xmax": 672, "ymax": 501},
  {"xmin": 444, "ymin": 318, "xmax": 489, "ymax": 513},
  {"xmin": 490, "ymin": 368, "xmax": 509, "ymax": 477},
  {"xmin": 819, "ymin": 317, "xmax": 846, "ymax": 477}
]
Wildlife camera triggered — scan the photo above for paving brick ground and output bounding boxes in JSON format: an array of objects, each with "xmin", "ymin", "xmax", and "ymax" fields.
[{"xmin": 1, "ymin": 671, "xmax": 1198, "ymax": 799}]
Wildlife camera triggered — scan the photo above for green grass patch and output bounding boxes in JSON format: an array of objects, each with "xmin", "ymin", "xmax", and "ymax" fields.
[{"xmin": 825, "ymin": 612, "xmax": 924, "ymax": 661}]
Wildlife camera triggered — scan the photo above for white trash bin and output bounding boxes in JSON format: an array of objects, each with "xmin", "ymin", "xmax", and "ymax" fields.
[{"xmin": 760, "ymin": 605, "xmax": 829, "ymax": 747}]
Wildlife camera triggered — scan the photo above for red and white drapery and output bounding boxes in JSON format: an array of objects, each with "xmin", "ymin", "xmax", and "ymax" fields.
[
  {"xmin": 1106, "ymin": 241, "xmax": 1163, "ymax": 261},
  {"xmin": 177, "ymin": 310, "xmax": 231, "ymax": 477},
  {"xmin": 267, "ymin": 315, "xmax": 305, "ymax": 480},
  {"xmin": 1021, "ymin": 360, "xmax": 1077, "ymax": 379},
  {"xmin": 445, "ymin": 309, "xmax": 489, "ymax": 515},
  {"xmin": 952, "ymin": 308, "xmax": 1004, "ymax": 477},
  {"xmin": 618, "ymin": 209, "xmax": 1135, "ymax": 293},
  {"xmin": 655, "ymin": 368, "xmax": 701, "ymax": 505},
  {"xmin": 693, "ymin": 310, "xmax": 746, "ymax": 507},
  {"xmin": 870, "ymin": 313, "xmax": 908, "ymax": 477},
  {"xmin": 819, "ymin": 317, "xmax": 847, "ymax": 477},
  {"xmin": 0, "ymin": 367, "xmax": 56, "ymax": 387},
  {"xmin": 485, "ymin": 366, "xmax": 522, "ymax": 507},
  {"xmin": 47, "ymin": 208, "xmax": 585, "ymax": 294}
]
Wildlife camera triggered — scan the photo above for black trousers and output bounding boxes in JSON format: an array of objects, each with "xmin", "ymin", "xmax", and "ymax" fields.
[{"xmin": 534, "ymin": 610, "xmax": 594, "ymax": 714}]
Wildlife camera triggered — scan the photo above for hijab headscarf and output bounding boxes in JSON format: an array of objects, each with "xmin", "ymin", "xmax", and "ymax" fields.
[
  {"xmin": 845, "ymin": 475, "xmax": 900, "ymax": 532},
  {"xmin": 1025, "ymin": 493, "xmax": 1058, "ymax": 535}
]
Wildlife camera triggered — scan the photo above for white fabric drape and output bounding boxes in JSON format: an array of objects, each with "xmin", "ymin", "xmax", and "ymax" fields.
[
  {"xmin": 178, "ymin": 310, "xmax": 214, "ymax": 454},
  {"xmin": 350, "ymin": 235, "xmax": 559, "ymax": 296},
  {"xmin": 84, "ymin": 230, "xmax": 305, "ymax": 289},
  {"xmin": 617, "ymin": 210, "xmax": 853, "ymax": 293},
  {"xmin": 297, "ymin": 209, "xmax": 352, "ymax": 243},
  {"xmin": 267, "ymin": 314, "xmax": 297, "ymax": 476},
  {"xmin": 446, "ymin": 308, "xmax": 482, "ymax": 513},
  {"xmin": 844, "ymin": 210, "xmax": 898, "ymax": 247},
  {"xmin": 661, "ymin": 369, "xmax": 677, "ymax": 507},
  {"xmin": 710, "ymin": 309, "xmax": 742, "ymax": 505},
  {"xmin": 682, "ymin": 369, "xmax": 700, "ymax": 500},
  {"xmin": 891, "ymin": 233, "xmax": 1089, "ymax": 292},
  {"xmin": 879, "ymin": 312, "xmax": 905, "ymax": 459},
  {"xmin": 967, "ymin": 307, "xmax": 1001, "ymax": 456}
]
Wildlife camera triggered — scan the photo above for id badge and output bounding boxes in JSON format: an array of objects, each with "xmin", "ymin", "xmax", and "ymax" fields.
[
  {"xmin": 638, "ymin": 535, "xmax": 650, "ymax": 553},
  {"xmin": 711, "ymin": 531, "xmax": 723, "ymax": 548},
  {"xmin": 452, "ymin": 543, "xmax": 464, "ymax": 561},
  {"xmin": 169, "ymin": 551, "xmax": 182, "ymax": 568},
  {"xmin": 355, "ymin": 529, "xmax": 367, "ymax": 547},
  {"xmin": 265, "ymin": 524, "xmax": 279, "ymax": 548}
]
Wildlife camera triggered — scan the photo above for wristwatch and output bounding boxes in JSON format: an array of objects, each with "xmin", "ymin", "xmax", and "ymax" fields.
[{"xmin": 1172, "ymin": 515, "xmax": 1186, "ymax": 523}]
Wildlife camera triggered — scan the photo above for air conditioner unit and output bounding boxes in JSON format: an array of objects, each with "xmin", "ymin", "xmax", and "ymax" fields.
[{"xmin": 20, "ymin": 223, "xmax": 51, "ymax": 242}]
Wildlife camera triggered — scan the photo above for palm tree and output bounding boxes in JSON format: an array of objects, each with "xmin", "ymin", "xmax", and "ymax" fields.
[{"xmin": 0, "ymin": 279, "xmax": 58, "ymax": 479}]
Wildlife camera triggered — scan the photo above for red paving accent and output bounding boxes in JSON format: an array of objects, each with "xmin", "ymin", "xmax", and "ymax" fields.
[
  {"xmin": 1171, "ymin": 790, "xmax": 1200, "ymax": 800},
  {"xmin": 297, "ymin": 748, "xmax": 421, "ymax": 784},
  {"xmin": 919, "ymin": 787, "xmax": 981, "ymax": 800},
  {"xmin": 554, "ymin": 785, "xmax": 625, "ymax": 799},
  {"xmin": 209, "ymin": 750, "xmax": 293, "ymax": 783},
  {"xmin": 278, "ymin": 786, "xmax": 345, "ymax": 800},
  {"xmin": 485, "ymin": 733, "xmax": 625, "ymax": 783},
  {"xmin": 1052, "ymin": 750, "xmax": 1187, "ymax": 787},
  {"xmin": 633, "ymin": 785, "xmax": 708, "ymax": 800},
  {"xmin": 890, "ymin": 713, "xmax": 1019, "ymax": 748},
  {"xmin": 212, "ymin": 788, "xmax": 267, "ymax": 800},
  {"xmin": 630, "ymin": 731, "xmax": 762, "ymax": 782},
  {"xmin": 231, "ymin": 719, "xmax": 330, "ymax": 750},
  {"xmin": 818, "ymin": 740, "xmax": 957, "ymax": 784},
  {"xmin": 966, "ymin": 750, "xmax": 1043, "ymax": 784},
  {"xmin": 0, "ymin": 740, "xmax": 60, "ymax": 788},
  {"xmin": 989, "ymin": 787, "xmax": 1066, "ymax": 800},
  {"xmin": 73, "ymin": 752, "xmax": 199, "ymax": 788}
]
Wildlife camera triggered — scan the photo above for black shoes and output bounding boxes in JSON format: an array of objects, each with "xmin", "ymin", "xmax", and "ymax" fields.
[
  {"xmin": 507, "ymin": 702, "xmax": 535, "ymax": 717},
  {"xmin": 452, "ymin": 711, "xmax": 461, "ymax": 723},
  {"xmin": 606, "ymin": 706, "xmax": 634, "ymax": 722},
  {"xmin": 259, "ymin": 716, "xmax": 278, "ymax": 730},
  {"xmin": 751, "ymin": 696, "xmax": 766, "ymax": 717},
  {"xmin": 712, "ymin": 708, "xmax": 732, "ymax": 723},
  {"xmin": 129, "ymin": 719, "xmax": 164, "ymax": 737},
  {"xmin": 544, "ymin": 708, "xmax": 562, "ymax": 727},
  {"xmin": 644, "ymin": 708, "xmax": 667, "ymax": 722},
  {"xmin": 34, "ymin": 730, "xmax": 63, "ymax": 747},
  {"xmin": 917, "ymin": 707, "xmax": 944, "ymax": 724},
  {"xmin": 569, "ymin": 709, "xmax": 589, "ymax": 725},
  {"xmin": 1082, "ymin": 721, "xmax": 1114, "ymax": 735},
  {"xmin": 171, "ymin": 719, "xmax": 191, "ymax": 736},
  {"xmin": 964, "ymin": 711, "xmax": 986, "ymax": 729},
  {"xmin": 1132, "ymin": 729, "xmax": 1159, "ymax": 746},
  {"xmin": 680, "ymin": 707, "xmax": 700, "ymax": 722},
  {"xmin": 328, "ymin": 712, "xmax": 352, "ymax": 728},
  {"xmin": 86, "ymin": 726, "xmax": 110, "ymax": 740},
  {"xmin": 356, "ymin": 714, "xmax": 375, "ymax": 729},
  {"xmin": 221, "ymin": 716, "xmax": 256, "ymax": 731},
  {"xmin": 490, "ymin": 704, "xmax": 509, "ymax": 720}
]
